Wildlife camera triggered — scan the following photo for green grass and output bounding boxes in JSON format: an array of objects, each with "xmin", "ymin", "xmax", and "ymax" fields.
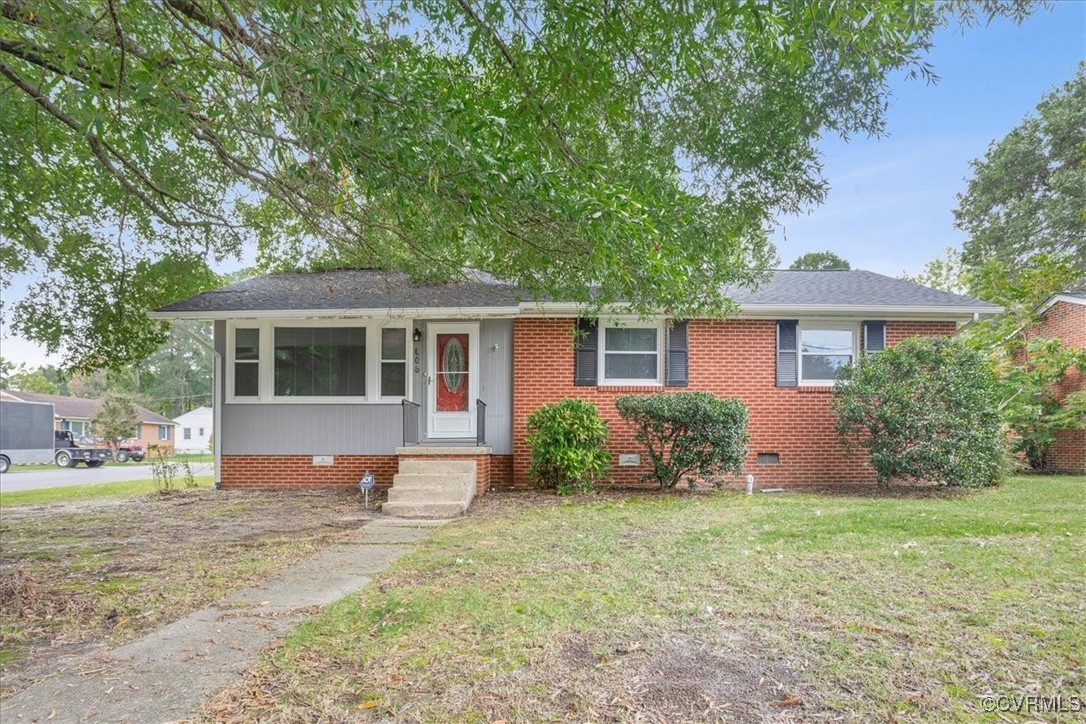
[
  {"xmin": 207, "ymin": 475, "xmax": 1086, "ymax": 722},
  {"xmin": 0, "ymin": 476, "xmax": 214, "ymax": 507}
]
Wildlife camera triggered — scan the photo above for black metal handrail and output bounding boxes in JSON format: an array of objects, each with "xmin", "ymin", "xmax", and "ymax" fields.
[
  {"xmin": 402, "ymin": 399, "xmax": 421, "ymax": 447},
  {"xmin": 476, "ymin": 398, "xmax": 487, "ymax": 446}
]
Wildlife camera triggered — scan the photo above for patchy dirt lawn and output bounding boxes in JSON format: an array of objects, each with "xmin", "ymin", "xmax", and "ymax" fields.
[
  {"xmin": 203, "ymin": 476, "xmax": 1085, "ymax": 722},
  {"xmin": 0, "ymin": 488, "xmax": 376, "ymax": 698}
]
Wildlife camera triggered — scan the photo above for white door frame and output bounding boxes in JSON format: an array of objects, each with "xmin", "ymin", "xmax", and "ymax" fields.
[{"xmin": 426, "ymin": 322, "xmax": 479, "ymax": 439}]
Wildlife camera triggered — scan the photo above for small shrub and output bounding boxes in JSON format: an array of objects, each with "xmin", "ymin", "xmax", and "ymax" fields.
[
  {"xmin": 525, "ymin": 399, "xmax": 610, "ymax": 495},
  {"xmin": 832, "ymin": 336, "xmax": 1005, "ymax": 487},
  {"xmin": 615, "ymin": 392, "xmax": 749, "ymax": 489},
  {"xmin": 148, "ymin": 445, "xmax": 179, "ymax": 493}
]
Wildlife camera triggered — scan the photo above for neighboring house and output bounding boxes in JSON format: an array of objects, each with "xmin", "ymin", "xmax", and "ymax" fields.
[
  {"xmin": 173, "ymin": 406, "xmax": 213, "ymax": 453},
  {"xmin": 1028, "ymin": 292, "xmax": 1086, "ymax": 474},
  {"xmin": 0, "ymin": 390, "xmax": 177, "ymax": 454},
  {"xmin": 150, "ymin": 269, "xmax": 999, "ymax": 492}
]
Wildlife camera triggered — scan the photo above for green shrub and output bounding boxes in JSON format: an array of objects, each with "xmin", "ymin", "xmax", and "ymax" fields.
[
  {"xmin": 525, "ymin": 399, "xmax": 610, "ymax": 495},
  {"xmin": 615, "ymin": 392, "xmax": 749, "ymax": 489},
  {"xmin": 832, "ymin": 336, "xmax": 1005, "ymax": 488}
]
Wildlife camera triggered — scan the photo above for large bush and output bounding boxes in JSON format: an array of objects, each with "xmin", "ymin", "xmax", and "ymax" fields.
[
  {"xmin": 833, "ymin": 336, "xmax": 1005, "ymax": 487},
  {"xmin": 616, "ymin": 392, "xmax": 749, "ymax": 489},
  {"xmin": 525, "ymin": 399, "xmax": 610, "ymax": 495}
]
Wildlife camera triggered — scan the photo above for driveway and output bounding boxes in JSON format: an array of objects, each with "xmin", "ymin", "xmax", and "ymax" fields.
[{"xmin": 0, "ymin": 462, "xmax": 214, "ymax": 492}]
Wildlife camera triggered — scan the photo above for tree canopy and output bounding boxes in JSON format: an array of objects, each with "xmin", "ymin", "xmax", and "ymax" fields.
[
  {"xmin": 1, "ymin": 0, "xmax": 1034, "ymax": 370},
  {"xmin": 956, "ymin": 62, "xmax": 1086, "ymax": 272},
  {"xmin": 789, "ymin": 250, "xmax": 851, "ymax": 271}
]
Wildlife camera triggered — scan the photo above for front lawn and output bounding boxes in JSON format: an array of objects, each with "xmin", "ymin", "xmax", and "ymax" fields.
[{"xmin": 207, "ymin": 476, "xmax": 1085, "ymax": 721}]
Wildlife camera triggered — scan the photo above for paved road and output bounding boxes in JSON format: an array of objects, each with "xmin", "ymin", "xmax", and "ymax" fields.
[{"xmin": 0, "ymin": 462, "xmax": 214, "ymax": 493}]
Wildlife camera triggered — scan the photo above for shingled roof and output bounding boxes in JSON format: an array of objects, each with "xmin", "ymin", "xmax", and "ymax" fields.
[
  {"xmin": 152, "ymin": 268, "xmax": 998, "ymax": 315},
  {"xmin": 1, "ymin": 390, "xmax": 175, "ymax": 425}
]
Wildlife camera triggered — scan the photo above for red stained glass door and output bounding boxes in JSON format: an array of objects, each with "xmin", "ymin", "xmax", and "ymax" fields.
[
  {"xmin": 435, "ymin": 333, "xmax": 469, "ymax": 412},
  {"xmin": 427, "ymin": 324, "xmax": 477, "ymax": 439}
]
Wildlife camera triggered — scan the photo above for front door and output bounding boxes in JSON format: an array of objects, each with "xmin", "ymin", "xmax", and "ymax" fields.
[{"xmin": 426, "ymin": 323, "xmax": 479, "ymax": 439}]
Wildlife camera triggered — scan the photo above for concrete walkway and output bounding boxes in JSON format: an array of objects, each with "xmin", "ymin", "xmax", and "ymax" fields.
[{"xmin": 1, "ymin": 517, "xmax": 447, "ymax": 723}]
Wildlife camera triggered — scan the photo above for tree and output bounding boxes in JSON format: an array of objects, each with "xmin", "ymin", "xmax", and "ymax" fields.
[
  {"xmin": 790, "ymin": 251, "xmax": 851, "ymax": 271},
  {"xmin": 956, "ymin": 63, "xmax": 1086, "ymax": 272},
  {"xmin": 92, "ymin": 393, "xmax": 142, "ymax": 447},
  {"xmin": 139, "ymin": 322, "xmax": 213, "ymax": 417},
  {"xmin": 902, "ymin": 246, "xmax": 971, "ymax": 294},
  {"xmin": 7, "ymin": 368, "xmax": 59, "ymax": 394},
  {"xmin": 0, "ymin": 1, "xmax": 1034, "ymax": 370},
  {"xmin": 833, "ymin": 337, "xmax": 1004, "ymax": 488}
]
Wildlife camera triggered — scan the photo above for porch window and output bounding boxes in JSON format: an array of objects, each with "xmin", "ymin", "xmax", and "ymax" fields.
[
  {"xmin": 601, "ymin": 325, "xmax": 661, "ymax": 383},
  {"xmin": 273, "ymin": 327, "xmax": 366, "ymax": 397},
  {"xmin": 233, "ymin": 328, "xmax": 260, "ymax": 397},
  {"xmin": 799, "ymin": 326, "xmax": 856, "ymax": 384},
  {"xmin": 380, "ymin": 328, "xmax": 407, "ymax": 398}
]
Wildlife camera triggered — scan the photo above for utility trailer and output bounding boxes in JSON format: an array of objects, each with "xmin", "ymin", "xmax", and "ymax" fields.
[{"xmin": 0, "ymin": 400, "xmax": 57, "ymax": 473}]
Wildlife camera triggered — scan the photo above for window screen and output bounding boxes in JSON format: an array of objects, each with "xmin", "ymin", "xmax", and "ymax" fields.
[{"xmin": 274, "ymin": 327, "xmax": 366, "ymax": 397}]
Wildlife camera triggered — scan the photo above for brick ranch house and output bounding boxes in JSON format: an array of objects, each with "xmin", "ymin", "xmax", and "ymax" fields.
[
  {"xmin": 1026, "ymin": 291, "xmax": 1086, "ymax": 474},
  {"xmin": 0, "ymin": 389, "xmax": 177, "ymax": 454},
  {"xmin": 150, "ymin": 269, "xmax": 1000, "ymax": 497}
]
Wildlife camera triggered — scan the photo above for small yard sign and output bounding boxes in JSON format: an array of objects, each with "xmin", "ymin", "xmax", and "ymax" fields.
[{"xmin": 359, "ymin": 471, "xmax": 375, "ymax": 508}]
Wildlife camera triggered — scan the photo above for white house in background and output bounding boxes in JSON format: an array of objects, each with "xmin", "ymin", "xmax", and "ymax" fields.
[{"xmin": 173, "ymin": 406, "xmax": 213, "ymax": 453}]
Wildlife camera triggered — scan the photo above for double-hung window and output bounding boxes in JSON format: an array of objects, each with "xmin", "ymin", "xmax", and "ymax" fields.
[
  {"xmin": 233, "ymin": 328, "xmax": 260, "ymax": 397},
  {"xmin": 183, "ymin": 428, "xmax": 192, "ymax": 440},
  {"xmin": 799, "ymin": 325, "xmax": 856, "ymax": 385},
  {"xmin": 380, "ymin": 328, "xmax": 408, "ymax": 398},
  {"xmin": 601, "ymin": 323, "xmax": 661, "ymax": 384},
  {"xmin": 158, "ymin": 425, "xmax": 171, "ymax": 440}
]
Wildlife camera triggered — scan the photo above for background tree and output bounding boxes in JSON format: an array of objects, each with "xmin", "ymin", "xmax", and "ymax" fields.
[
  {"xmin": 956, "ymin": 63, "xmax": 1085, "ymax": 272},
  {"xmin": 92, "ymin": 393, "xmax": 142, "ymax": 447},
  {"xmin": 902, "ymin": 246, "xmax": 971, "ymax": 294},
  {"xmin": 790, "ymin": 251, "xmax": 851, "ymax": 271},
  {"xmin": 0, "ymin": 1, "xmax": 1033, "ymax": 370}
]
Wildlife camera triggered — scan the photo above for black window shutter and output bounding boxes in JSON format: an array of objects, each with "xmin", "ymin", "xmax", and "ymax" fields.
[
  {"xmin": 862, "ymin": 321, "xmax": 886, "ymax": 354},
  {"xmin": 573, "ymin": 318, "xmax": 598, "ymax": 386},
  {"xmin": 665, "ymin": 320, "xmax": 689, "ymax": 387},
  {"xmin": 776, "ymin": 320, "xmax": 798, "ymax": 387}
]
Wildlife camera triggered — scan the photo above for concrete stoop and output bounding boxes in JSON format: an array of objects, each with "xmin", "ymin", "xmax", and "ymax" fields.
[{"xmin": 383, "ymin": 458, "xmax": 476, "ymax": 518}]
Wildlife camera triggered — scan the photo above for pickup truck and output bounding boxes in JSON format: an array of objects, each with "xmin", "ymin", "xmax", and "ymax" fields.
[{"xmin": 54, "ymin": 431, "xmax": 114, "ymax": 468}]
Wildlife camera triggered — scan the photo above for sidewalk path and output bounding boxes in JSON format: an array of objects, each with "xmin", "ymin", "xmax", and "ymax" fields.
[{"xmin": 1, "ymin": 517, "xmax": 447, "ymax": 723}]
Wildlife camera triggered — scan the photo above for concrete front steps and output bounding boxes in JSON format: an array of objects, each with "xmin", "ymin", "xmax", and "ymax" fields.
[{"xmin": 383, "ymin": 458, "xmax": 476, "ymax": 518}]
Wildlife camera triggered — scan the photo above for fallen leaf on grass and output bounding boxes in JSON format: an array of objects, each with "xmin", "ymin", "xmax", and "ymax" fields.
[
  {"xmin": 770, "ymin": 697, "xmax": 802, "ymax": 707},
  {"xmin": 357, "ymin": 700, "xmax": 379, "ymax": 710}
]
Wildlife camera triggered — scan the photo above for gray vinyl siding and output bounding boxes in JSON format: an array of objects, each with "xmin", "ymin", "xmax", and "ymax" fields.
[
  {"xmin": 214, "ymin": 318, "xmax": 513, "ymax": 456},
  {"xmin": 477, "ymin": 319, "xmax": 513, "ymax": 453},
  {"xmin": 221, "ymin": 403, "xmax": 404, "ymax": 455}
]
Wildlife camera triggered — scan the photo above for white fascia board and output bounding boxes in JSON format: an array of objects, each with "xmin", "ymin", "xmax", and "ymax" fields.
[
  {"xmin": 147, "ymin": 306, "xmax": 520, "ymax": 321},
  {"xmin": 516, "ymin": 301, "xmax": 1002, "ymax": 319},
  {"xmin": 1038, "ymin": 294, "xmax": 1086, "ymax": 314}
]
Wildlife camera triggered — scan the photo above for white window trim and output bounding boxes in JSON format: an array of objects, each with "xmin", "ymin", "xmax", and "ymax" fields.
[
  {"xmin": 226, "ymin": 319, "xmax": 412, "ymax": 404},
  {"xmin": 798, "ymin": 321, "xmax": 859, "ymax": 387},
  {"xmin": 598, "ymin": 319, "xmax": 664, "ymax": 386}
]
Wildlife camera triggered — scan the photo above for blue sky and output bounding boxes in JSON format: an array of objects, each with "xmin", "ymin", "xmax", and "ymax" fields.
[
  {"xmin": 2, "ymin": 4, "xmax": 1084, "ymax": 368},
  {"xmin": 774, "ymin": 2, "xmax": 1085, "ymax": 273}
]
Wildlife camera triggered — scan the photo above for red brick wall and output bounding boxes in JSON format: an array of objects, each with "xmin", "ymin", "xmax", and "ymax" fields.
[
  {"xmin": 512, "ymin": 317, "xmax": 958, "ymax": 488},
  {"xmin": 1028, "ymin": 300, "xmax": 1086, "ymax": 474},
  {"xmin": 221, "ymin": 455, "xmax": 399, "ymax": 489},
  {"xmin": 220, "ymin": 453, "xmax": 516, "ymax": 492}
]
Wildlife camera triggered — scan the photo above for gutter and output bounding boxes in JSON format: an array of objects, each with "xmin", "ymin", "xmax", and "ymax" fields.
[{"xmin": 170, "ymin": 324, "xmax": 222, "ymax": 490}]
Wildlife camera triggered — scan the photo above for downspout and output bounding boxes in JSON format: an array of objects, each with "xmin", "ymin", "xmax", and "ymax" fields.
[{"xmin": 173, "ymin": 324, "xmax": 222, "ymax": 489}]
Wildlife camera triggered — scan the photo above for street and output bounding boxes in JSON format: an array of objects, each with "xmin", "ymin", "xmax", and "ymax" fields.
[{"xmin": 0, "ymin": 462, "xmax": 214, "ymax": 493}]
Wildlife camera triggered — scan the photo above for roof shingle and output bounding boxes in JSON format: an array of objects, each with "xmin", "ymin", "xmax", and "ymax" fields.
[{"xmin": 153, "ymin": 268, "xmax": 998, "ymax": 314}]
